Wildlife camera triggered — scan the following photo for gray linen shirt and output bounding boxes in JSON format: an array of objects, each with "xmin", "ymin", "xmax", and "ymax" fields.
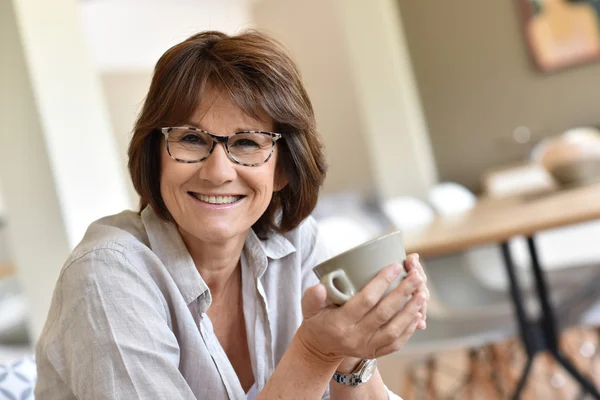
[{"xmin": 35, "ymin": 207, "xmax": 402, "ymax": 399}]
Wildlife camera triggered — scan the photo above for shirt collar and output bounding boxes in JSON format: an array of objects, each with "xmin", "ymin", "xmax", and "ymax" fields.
[
  {"xmin": 243, "ymin": 228, "xmax": 296, "ymax": 279},
  {"xmin": 141, "ymin": 206, "xmax": 297, "ymax": 302},
  {"xmin": 141, "ymin": 206, "xmax": 208, "ymax": 305},
  {"xmin": 250, "ymin": 228, "xmax": 296, "ymax": 260}
]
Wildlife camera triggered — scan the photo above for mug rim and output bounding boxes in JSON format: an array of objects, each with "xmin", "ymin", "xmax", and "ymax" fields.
[{"xmin": 313, "ymin": 230, "xmax": 403, "ymax": 274}]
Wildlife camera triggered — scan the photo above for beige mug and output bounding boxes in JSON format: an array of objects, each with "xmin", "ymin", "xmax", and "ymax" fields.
[{"xmin": 313, "ymin": 231, "xmax": 407, "ymax": 305}]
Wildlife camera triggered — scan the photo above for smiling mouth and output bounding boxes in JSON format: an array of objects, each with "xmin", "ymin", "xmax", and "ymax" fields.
[{"xmin": 189, "ymin": 192, "xmax": 244, "ymax": 205}]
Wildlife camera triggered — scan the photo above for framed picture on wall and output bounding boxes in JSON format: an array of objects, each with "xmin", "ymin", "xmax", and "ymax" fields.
[{"xmin": 518, "ymin": 0, "xmax": 600, "ymax": 72}]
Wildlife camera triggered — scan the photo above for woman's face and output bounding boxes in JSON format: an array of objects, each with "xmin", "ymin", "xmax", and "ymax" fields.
[{"xmin": 160, "ymin": 91, "xmax": 284, "ymax": 246}]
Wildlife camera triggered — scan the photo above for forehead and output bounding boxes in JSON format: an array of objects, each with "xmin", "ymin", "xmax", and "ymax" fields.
[{"xmin": 190, "ymin": 88, "xmax": 274, "ymax": 132}]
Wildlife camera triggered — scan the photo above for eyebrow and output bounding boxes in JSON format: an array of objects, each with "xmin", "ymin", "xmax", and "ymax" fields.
[{"xmin": 185, "ymin": 122, "xmax": 270, "ymax": 133}]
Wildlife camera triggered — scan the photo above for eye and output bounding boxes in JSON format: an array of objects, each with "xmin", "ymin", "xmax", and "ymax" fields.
[
  {"xmin": 180, "ymin": 133, "xmax": 207, "ymax": 144},
  {"xmin": 231, "ymin": 138, "xmax": 261, "ymax": 148}
]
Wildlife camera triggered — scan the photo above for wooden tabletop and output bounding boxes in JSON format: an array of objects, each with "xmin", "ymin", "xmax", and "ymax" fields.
[{"xmin": 405, "ymin": 182, "xmax": 600, "ymax": 257}]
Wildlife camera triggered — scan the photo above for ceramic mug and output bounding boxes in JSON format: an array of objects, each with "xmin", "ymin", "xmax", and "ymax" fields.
[{"xmin": 313, "ymin": 231, "xmax": 407, "ymax": 305}]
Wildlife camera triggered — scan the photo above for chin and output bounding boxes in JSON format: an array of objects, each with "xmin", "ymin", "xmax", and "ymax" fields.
[{"xmin": 186, "ymin": 223, "xmax": 245, "ymax": 243}]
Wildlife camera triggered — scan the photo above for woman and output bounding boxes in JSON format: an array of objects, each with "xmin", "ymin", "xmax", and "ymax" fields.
[{"xmin": 35, "ymin": 31, "xmax": 429, "ymax": 399}]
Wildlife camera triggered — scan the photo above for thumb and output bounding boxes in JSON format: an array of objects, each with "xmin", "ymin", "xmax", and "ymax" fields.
[{"xmin": 302, "ymin": 283, "xmax": 329, "ymax": 318}]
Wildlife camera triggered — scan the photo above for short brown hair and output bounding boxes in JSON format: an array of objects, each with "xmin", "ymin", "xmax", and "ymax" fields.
[{"xmin": 128, "ymin": 31, "xmax": 327, "ymax": 238}]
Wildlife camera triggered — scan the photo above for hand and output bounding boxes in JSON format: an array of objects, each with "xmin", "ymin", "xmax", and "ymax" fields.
[
  {"xmin": 404, "ymin": 253, "xmax": 429, "ymax": 329},
  {"xmin": 333, "ymin": 254, "xmax": 430, "ymax": 372},
  {"xmin": 297, "ymin": 262, "xmax": 427, "ymax": 363}
]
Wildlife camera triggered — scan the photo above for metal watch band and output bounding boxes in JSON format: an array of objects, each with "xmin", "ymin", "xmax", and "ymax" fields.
[
  {"xmin": 332, "ymin": 371, "xmax": 365, "ymax": 386},
  {"xmin": 331, "ymin": 359, "xmax": 377, "ymax": 387}
]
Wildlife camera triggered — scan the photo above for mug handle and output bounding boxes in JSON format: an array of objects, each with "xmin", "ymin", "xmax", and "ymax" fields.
[{"xmin": 320, "ymin": 270, "xmax": 355, "ymax": 305}]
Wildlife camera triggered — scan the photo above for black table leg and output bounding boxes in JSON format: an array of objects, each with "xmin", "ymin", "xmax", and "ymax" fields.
[
  {"xmin": 526, "ymin": 236, "xmax": 600, "ymax": 400},
  {"xmin": 553, "ymin": 350, "xmax": 600, "ymax": 398},
  {"xmin": 513, "ymin": 357, "xmax": 534, "ymax": 400},
  {"xmin": 500, "ymin": 238, "xmax": 600, "ymax": 399},
  {"xmin": 500, "ymin": 242, "xmax": 537, "ymax": 399},
  {"xmin": 526, "ymin": 237, "xmax": 558, "ymax": 351}
]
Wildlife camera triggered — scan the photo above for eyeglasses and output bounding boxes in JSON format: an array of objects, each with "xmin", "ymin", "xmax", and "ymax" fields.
[{"xmin": 160, "ymin": 126, "xmax": 282, "ymax": 167}]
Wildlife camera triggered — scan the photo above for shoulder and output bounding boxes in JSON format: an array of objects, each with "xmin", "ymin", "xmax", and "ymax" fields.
[
  {"xmin": 41, "ymin": 212, "xmax": 168, "ymax": 339},
  {"xmin": 280, "ymin": 215, "xmax": 332, "ymax": 266},
  {"xmin": 282, "ymin": 215, "xmax": 319, "ymax": 240},
  {"xmin": 61, "ymin": 210, "xmax": 156, "ymax": 280},
  {"xmin": 69, "ymin": 210, "xmax": 150, "ymax": 259},
  {"xmin": 57, "ymin": 210, "xmax": 161, "ymax": 302},
  {"xmin": 281, "ymin": 216, "xmax": 319, "ymax": 251},
  {"xmin": 256, "ymin": 216, "xmax": 327, "ymax": 266}
]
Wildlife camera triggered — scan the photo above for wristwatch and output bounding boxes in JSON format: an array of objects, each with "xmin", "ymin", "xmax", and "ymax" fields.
[{"xmin": 332, "ymin": 359, "xmax": 378, "ymax": 386}]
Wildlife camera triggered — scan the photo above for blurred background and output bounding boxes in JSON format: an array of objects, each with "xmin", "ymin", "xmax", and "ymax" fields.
[{"xmin": 2, "ymin": 0, "xmax": 600, "ymax": 398}]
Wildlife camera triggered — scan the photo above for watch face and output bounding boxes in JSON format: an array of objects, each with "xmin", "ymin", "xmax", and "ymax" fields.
[{"xmin": 362, "ymin": 359, "xmax": 378, "ymax": 379}]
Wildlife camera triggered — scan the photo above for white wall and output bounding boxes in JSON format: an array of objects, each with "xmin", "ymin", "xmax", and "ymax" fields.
[
  {"xmin": 252, "ymin": 0, "xmax": 376, "ymax": 194},
  {"xmin": 336, "ymin": 0, "xmax": 437, "ymax": 198},
  {"xmin": 100, "ymin": 71, "xmax": 154, "ymax": 206},
  {"xmin": 1, "ymin": 0, "xmax": 72, "ymax": 340},
  {"xmin": 79, "ymin": 0, "xmax": 253, "ymax": 72},
  {"xmin": 253, "ymin": 0, "xmax": 437, "ymax": 198},
  {"xmin": 12, "ymin": 0, "xmax": 133, "ymax": 246},
  {"xmin": 2, "ymin": 0, "xmax": 133, "ymax": 339}
]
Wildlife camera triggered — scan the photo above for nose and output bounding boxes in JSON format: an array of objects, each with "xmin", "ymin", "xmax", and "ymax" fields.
[{"xmin": 197, "ymin": 143, "xmax": 237, "ymax": 185}]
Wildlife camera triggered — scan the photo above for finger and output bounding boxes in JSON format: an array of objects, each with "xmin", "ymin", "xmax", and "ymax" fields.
[
  {"xmin": 405, "ymin": 254, "xmax": 429, "ymax": 326},
  {"xmin": 374, "ymin": 315, "xmax": 420, "ymax": 358},
  {"xmin": 416, "ymin": 283, "xmax": 430, "ymax": 318},
  {"xmin": 415, "ymin": 288, "xmax": 429, "ymax": 329},
  {"xmin": 343, "ymin": 263, "xmax": 406, "ymax": 321},
  {"xmin": 404, "ymin": 254, "xmax": 427, "ymax": 284},
  {"xmin": 367, "ymin": 291, "xmax": 425, "ymax": 352},
  {"xmin": 301, "ymin": 284, "xmax": 329, "ymax": 319},
  {"xmin": 417, "ymin": 306, "xmax": 428, "ymax": 329},
  {"xmin": 358, "ymin": 269, "xmax": 424, "ymax": 331}
]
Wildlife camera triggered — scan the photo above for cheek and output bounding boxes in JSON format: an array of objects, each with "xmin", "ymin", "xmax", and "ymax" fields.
[
  {"xmin": 160, "ymin": 162, "xmax": 194, "ymax": 201},
  {"xmin": 253, "ymin": 166, "xmax": 279, "ymax": 196},
  {"xmin": 238, "ymin": 171, "xmax": 276, "ymax": 210},
  {"xmin": 263, "ymin": 155, "xmax": 281, "ymax": 189},
  {"xmin": 160, "ymin": 162, "xmax": 177, "ymax": 195},
  {"xmin": 159, "ymin": 171, "xmax": 179, "ymax": 212}
]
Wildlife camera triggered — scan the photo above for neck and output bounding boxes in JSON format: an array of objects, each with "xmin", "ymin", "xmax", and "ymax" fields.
[{"xmin": 178, "ymin": 227, "xmax": 248, "ymax": 298}]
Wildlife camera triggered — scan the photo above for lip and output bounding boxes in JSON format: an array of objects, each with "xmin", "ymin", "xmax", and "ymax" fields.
[
  {"xmin": 187, "ymin": 192, "xmax": 246, "ymax": 209},
  {"xmin": 189, "ymin": 192, "xmax": 245, "ymax": 197}
]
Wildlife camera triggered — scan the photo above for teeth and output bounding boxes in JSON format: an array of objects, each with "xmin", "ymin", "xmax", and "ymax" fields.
[{"xmin": 192, "ymin": 193, "xmax": 241, "ymax": 204}]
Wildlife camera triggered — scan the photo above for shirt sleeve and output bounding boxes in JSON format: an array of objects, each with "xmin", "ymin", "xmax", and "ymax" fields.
[{"xmin": 35, "ymin": 248, "xmax": 197, "ymax": 400}]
